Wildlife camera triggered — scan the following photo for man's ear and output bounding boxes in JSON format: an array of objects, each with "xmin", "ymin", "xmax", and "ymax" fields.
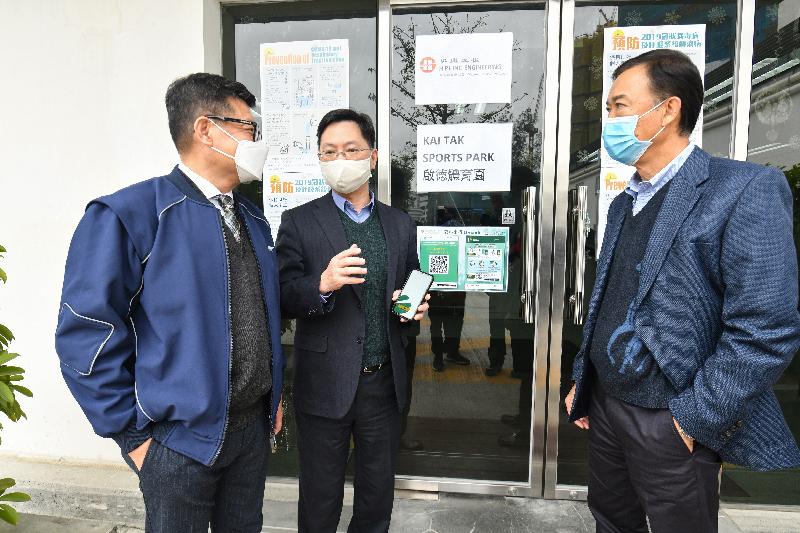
[
  {"xmin": 371, "ymin": 148, "xmax": 378, "ymax": 170},
  {"xmin": 194, "ymin": 116, "xmax": 214, "ymax": 147},
  {"xmin": 662, "ymin": 96, "xmax": 683, "ymax": 131}
]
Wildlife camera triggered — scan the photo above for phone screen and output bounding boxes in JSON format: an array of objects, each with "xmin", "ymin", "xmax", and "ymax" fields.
[{"xmin": 392, "ymin": 270, "xmax": 434, "ymax": 320}]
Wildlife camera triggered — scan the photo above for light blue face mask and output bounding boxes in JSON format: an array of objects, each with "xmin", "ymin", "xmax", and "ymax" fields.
[{"xmin": 602, "ymin": 99, "xmax": 667, "ymax": 166}]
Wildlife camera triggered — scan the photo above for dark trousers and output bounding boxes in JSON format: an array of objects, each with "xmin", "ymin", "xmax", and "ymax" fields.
[
  {"xmin": 123, "ymin": 416, "xmax": 270, "ymax": 533},
  {"xmin": 587, "ymin": 384, "xmax": 722, "ymax": 533},
  {"xmin": 488, "ymin": 317, "xmax": 506, "ymax": 368},
  {"xmin": 429, "ymin": 292, "xmax": 466, "ymax": 356},
  {"xmin": 295, "ymin": 364, "xmax": 401, "ymax": 533},
  {"xmin": 401, "ymin": 336, "xmax": 416, "ymax": 436}
]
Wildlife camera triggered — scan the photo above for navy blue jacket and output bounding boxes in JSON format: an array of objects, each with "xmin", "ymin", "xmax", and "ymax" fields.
[
  {"xmin": 55, "ymin": 167, "xmax": 285, "ymax": 466},
  {"xmin": 570, "ymin": 148, "xmax": 800, "ymax": 471}
]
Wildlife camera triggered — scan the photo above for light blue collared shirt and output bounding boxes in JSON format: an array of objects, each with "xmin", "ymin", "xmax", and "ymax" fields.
[
  {"xmin": 331, "ymin": 189, "xmax": 375, "ymax": 224},
  {"xmin": 625, "ymin": 143, "xmax": 695, "ymax": 216}
]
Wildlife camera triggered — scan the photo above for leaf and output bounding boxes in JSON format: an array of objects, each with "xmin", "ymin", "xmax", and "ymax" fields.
[
  {"xmin": 0, "ymin": 382, "xmax": 12, "ymax": 404},
  {"xmin": 0, "ymin": 480, "xmax": 14, "ymax": 493},
  {"xmin": 0, "ymin": 268, "xmax": 5, "ymax": 284},
  {"xmin": 0, "ymin": 325, "xmax": 13, "ymax": 346},
  {"xmin": 11, "ymin": 385, "xmax": 31, "ymax": 398},
  {"xmin": 0, "ymin": 245, "xmax": 6, "ymax": 253},
  {"xmin": 0, "ymin": 492, "xmax": 29, "ymax": 503},
  {"xmin": 0, "ymin": 352, "xmax": 18, "ymax": 366},
  {"xmin": 0, "ymin": 504, "xmax": 18, "ymax": 525},
  {"xmin": 0, "ymin": 366, "xmax": 24, "ymax": 376}
]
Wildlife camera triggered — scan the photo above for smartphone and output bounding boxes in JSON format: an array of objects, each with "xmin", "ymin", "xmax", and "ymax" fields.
[{"xmin": 392, "ymin": 269, "xmax": 434, "ymax": 320}]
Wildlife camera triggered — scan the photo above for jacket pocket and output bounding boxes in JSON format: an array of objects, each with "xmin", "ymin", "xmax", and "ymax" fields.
[
  {"xmin": 294, "ymin": 333, "xmax": 328, "ymax": 353},
  {"xmin": 55, "ymin": 303, "xmax": 114, "ymax": 376}
]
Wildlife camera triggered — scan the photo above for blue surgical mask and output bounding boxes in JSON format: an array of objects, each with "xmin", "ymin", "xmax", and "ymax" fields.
[{"xmin": 602, "ymin": 99, "xmax": 667, "ymax": 166}]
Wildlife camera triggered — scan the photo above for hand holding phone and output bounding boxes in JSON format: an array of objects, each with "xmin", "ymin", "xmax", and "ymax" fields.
[{"xmin": 392, "ymin": 270, "xmax": 434, "ymax": 321}]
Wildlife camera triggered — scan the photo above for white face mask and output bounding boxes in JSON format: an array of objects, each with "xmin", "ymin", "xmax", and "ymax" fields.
[
  {"xmin": 209, "ymin": 120, "xmax": 269, "ymax": 184},
  {"xmin": 320, "ymin": 157, "xmax": 372, "ymax": 195}
]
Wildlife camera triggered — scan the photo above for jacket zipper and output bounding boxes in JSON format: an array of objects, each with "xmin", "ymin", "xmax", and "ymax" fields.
[
  {"xmin": 238, "ymin": 213, "xmax": 277, "ymax": 452},
  {"xmin": 210, "ymin": 215, "xmax": 234, "ymax": 466}
]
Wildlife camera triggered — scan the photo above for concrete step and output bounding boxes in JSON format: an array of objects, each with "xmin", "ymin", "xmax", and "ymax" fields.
[{"xmin": 1, "ymin": 454, "xmax": 798, "ymax": 532}]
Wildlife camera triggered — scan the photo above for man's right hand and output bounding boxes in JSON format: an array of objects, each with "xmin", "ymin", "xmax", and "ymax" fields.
[
  {"xmin": 128, "ymin": 438, "xmax": 153, "ymax": 471},
  {"xmin": 565, "ymin": 383, "xmax": 589, "ymax": 430},
  {"xmin": 319, "ymin": 244, "xmax": 367, "ymax": 294}
]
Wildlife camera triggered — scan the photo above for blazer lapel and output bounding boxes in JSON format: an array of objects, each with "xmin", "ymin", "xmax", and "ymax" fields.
[
  {"xmin": 634, "ymin": 148, "xmax": 709, "ymax": 308},
  {"xmin": 313, "ymin": 192, "xmax": 362, "ymax": 303},
  {"xmin": 377, "ymin": 202, "xmax": 400, "ymax": 302},
  {"xmin": 595, "ymin": 195, "xmax": 630, "ymax": 300}
]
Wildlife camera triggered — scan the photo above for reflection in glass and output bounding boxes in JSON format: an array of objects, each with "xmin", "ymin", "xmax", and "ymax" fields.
[{"xmin": 391, "ymin": 4, "xmax": 545, "ymax": 483}]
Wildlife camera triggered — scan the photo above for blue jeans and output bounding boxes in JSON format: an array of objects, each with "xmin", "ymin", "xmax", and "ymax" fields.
[{"xmin": 122, "ymin": 416, "xmax": 270, "ymax": 533}]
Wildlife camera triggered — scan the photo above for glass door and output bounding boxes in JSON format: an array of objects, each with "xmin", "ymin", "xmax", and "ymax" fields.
[
  {"xmin": 549, "ymin": 0, "xmax": 742, "ymax": 499},
  {"xmin": 384, "ymin": 1, "xmax": 555, "ymax": 494},
  {"xmin": 222, "ymin": 0, "xmax": 379, "ymax": 479}
]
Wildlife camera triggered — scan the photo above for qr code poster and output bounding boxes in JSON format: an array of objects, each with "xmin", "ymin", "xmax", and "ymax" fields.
[
  {"xmin": 428, "ymin": 254, "xmax": 450, "ymax": 275},
  {"xmin": 419, "ymin": 240, "xmax": 459, "ymax": 289},
  {"xmin": 417, "ymin": 226, "xmax": 509, "ymax": 292}
]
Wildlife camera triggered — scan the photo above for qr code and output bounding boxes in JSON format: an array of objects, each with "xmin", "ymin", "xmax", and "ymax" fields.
[{"xmin": 429, "ymin": 255, "xmax": 449, "ymax": 275}]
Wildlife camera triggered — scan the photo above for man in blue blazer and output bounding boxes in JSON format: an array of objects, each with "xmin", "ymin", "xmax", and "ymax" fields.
[
  {"xmin": 565, "ymin": 50, "xmax": 800, "ymax": 532},
  {"xmin": 56, "ymin": 73, "xmax": 284, "ymax": 532}
]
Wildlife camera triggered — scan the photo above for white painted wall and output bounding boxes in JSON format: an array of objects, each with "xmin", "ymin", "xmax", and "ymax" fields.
[{"xmin": 0, "ymin": 0, "xmax": 221, "ymax": 462}]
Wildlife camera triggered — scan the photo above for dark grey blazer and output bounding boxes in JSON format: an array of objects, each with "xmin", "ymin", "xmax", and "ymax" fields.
[{"xmin": 275, "ymin": 192, "xmax": 419, "ymax": 419}]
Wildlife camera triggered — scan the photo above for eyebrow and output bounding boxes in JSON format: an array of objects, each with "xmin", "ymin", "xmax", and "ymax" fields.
[
  {"xmin": 320, "ymin": 140, "xmax": 363, "ymax": 148},
  {"xmin": 607, "ymin": 94, "xmax": 629, "ymax": 105}
]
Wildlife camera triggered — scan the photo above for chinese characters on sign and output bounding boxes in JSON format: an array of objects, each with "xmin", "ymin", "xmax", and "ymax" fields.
[
  {"xmin": 597, "ymin": 24, "xmax": 706, "ymax": 256},
  {"xmin": 416, "ymin": 123, "xmax": 513, "ymax": 193},
  {"xmin": 264, "ymin": 175, "xmax": 330, "ymax": 242},
  {"xmin": 414, "ymin": 33, "xmax": 513, "ymax": 105}
]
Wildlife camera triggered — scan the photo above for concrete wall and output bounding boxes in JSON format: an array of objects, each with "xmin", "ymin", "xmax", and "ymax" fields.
[{"xmin": 0, "ymin": 0, "xmax": 221, "ymax": 462}]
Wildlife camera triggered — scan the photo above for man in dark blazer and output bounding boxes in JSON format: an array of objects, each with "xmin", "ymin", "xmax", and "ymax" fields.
[
  {"xmin": 565, "ymin": 50, "xmax": 800, "ymax": 532},
  {"xmin": 276, "ymin": 109, "xmax": 428, "ymax": 533}
]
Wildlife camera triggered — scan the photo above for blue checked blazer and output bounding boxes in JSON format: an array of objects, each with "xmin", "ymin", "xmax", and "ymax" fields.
[{"xmin": 570, "ymin": 147, "xmax": 800, "ymax": 471}]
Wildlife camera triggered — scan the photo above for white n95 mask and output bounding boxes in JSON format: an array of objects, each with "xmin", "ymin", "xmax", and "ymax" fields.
[
  {"xmin": 209, "ymin": 121, "xmax": 269, "ymax": 184},
  {"xmin": 320, "ymin": 158, "xmax": 372, "ymax": 194}
]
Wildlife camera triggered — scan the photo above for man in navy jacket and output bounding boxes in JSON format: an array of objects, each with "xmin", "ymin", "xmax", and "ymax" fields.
[
  {"xmin": 55, "ymin": 73, "xmax": 284, "ymax": 532},
  {"xmin": 566, "ymin": 50, "xmax": 800, "ymax": 532}
]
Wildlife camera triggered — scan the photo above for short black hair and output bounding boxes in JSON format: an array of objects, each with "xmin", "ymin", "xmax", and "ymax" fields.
[
  {"xmin": 165, "ymin": 73, "xmax": 256, "ymax": 153},
  {"xmin": 316, "ymin": 109, "xmax": 375, "ymax": 148},
  {"xmin": 613, "ymin": 50, "xmax": 703, "ymax": 136}
]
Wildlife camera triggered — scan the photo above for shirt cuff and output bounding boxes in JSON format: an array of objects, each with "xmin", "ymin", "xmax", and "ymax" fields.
[{"xmin": 111, "ymin": 420, "xmax": 152, "ymax": 454}]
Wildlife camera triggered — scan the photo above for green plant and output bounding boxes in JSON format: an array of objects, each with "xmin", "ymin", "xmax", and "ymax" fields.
[{"xmin": 0, "ymin": 245, "xmax": 32, "ymax": 525}]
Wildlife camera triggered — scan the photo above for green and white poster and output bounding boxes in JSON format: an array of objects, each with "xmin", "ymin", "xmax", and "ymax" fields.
[{"xmin": 417, "ymin": 226, "xmax": 509, "ymax": 292}]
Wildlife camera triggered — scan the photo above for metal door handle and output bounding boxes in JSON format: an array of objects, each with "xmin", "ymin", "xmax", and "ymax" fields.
[
  {"xmin": 566, "ymin": 186, "xmax": 589, "ymax": 325},
  {"xmin": 521, "ymin": 186, "xmax": 537, "ymax": 324}
]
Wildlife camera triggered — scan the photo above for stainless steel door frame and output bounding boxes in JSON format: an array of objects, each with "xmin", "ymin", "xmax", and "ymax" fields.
[
  {"xmin": 543, "ymin": 0, "xmax": 574, "ymax": 501},
  {"xmin": 379, "ymin": 0, "xmax": 564, "ymax": 498}
]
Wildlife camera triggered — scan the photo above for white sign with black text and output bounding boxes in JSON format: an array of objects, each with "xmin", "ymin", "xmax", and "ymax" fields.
[
  {"xmin": 416, "ymin": 123, "xmax": 512, "ymax": 193},
  {"xmin": 415, "ymin": 33, "xmax": 513, "ymax": 105}
]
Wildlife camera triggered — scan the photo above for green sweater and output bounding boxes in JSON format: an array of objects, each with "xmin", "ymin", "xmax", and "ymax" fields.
[{"xmin": 338, "ymin": 209, "xmax": 390, "ymax": 367}]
